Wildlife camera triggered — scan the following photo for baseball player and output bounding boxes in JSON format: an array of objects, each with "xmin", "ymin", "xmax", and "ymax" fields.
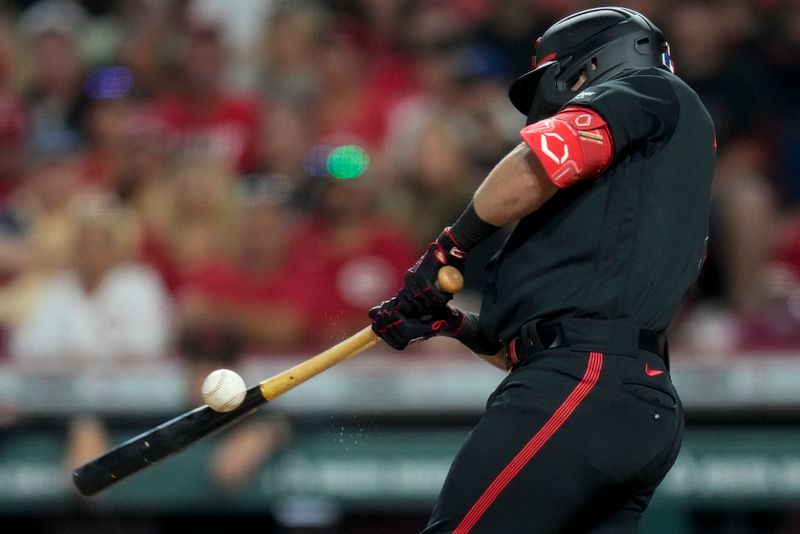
[{"xmin": 370, "ymin": 7, "xmax": 715, "ymax": 533}]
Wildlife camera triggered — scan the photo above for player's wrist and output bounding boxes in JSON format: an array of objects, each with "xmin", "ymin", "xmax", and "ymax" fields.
[
  {"xmin": 440, "ymin": 308, "xmax": 502, "ymax": 356},
  {"xmin": 448, "ymin": 201, "xmax": 501, "ymax": 252},
  {"xmin": 428, "ymin": 202, "xmax": 500, "ymax": 273},
  {"xmin": 402, "ymin": 203, "xmax": 495, "ymax": 311},
  {"xmin": 431, "ymin": 228, "xmax": 468, "ymax": 271}
]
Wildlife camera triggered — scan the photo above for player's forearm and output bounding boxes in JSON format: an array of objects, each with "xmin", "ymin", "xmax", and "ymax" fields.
[
  {"xmin": 447, "ymin": 310, "xmax": 502, "ymax": 356},
  {"xmin": 473, "ymin": 143, "xmax": 558, "ymax": 227},
  {"xmin": 441, "ymin": 144, "xmax": 554, "ymax": 258},
  {"xmin": 480, "ymin": 352, "xmax": 509, "ymax": 370}
]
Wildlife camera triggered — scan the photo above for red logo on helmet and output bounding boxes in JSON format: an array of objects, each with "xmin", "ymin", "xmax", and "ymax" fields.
[{"xmin": 533, "ymin": 52, "xmax": 557, "ymax": 69}]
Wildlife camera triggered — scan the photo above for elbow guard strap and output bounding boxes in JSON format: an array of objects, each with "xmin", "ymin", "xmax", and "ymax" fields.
[{"xmin": 520, "ymin": 106, "xmax": 613, "ymax": 189}]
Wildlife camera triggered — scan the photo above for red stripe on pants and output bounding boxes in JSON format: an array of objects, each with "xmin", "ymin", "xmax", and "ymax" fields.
[{"xmin": 453, "ymin": 351, "xmax": 604, "ymax": 533}]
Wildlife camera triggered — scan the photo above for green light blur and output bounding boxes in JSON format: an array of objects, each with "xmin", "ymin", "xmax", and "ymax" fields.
[{"xmin": 326, "ymin": 144, "xmax": 369, "ymax": 179}]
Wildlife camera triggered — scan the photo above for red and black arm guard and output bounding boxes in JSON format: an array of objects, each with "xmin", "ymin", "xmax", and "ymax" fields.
[{"xmin": 520, "ymin": 106, "xmax": 614, "ymax": 189}]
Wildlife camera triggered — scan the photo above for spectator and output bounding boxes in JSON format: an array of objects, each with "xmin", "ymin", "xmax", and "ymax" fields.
[
  {"xmin": 9, "ymin": 193, "xmax": 171, "ymax": 361},
  {"xmin": 312, "ymin": 25, "xmax": 411, "ymax": 149},
  {"xmin": 177, "ymin": 175, "xmax": 315, "ymax": 353},
  {"xmin": 663, "ymin": 1, "xmax": 768, "ymax": 144},
  {"xmin": 0, "ymin": 14, "xmax": 27, "ymax": 205},
  {"xmin": 18, "ymin": 0, "xmax": 89, "ymax": 142},
  {"xmin": 382, "ymin": 118, "xmax": 478, "ymax": 246},
  {"xmin": 711, "ymin": 138, "xmax": 778, "ymax": 314},
  {"xmin": 474, "ymin": 0, "xmax": 555, "ymax": 77},
  {"xmin": 117, "ymin": 0, "xmax": 175, "ymax": 100},
  {"xmin": 382, "ymin": 40, "xmax": 516, "ymax": 182},
  {"xmin": 255, "ymin": 102, "xmax": 318, "ymax": 212},
  {"xmin": 381, "ymin": 43, "xmax": 514, "ymax": 294},
  {"xmin": 767, "ymin": 0, "xmax": 800, "ymax": 275},
  {"xmin": 292, "ymin": 172, "xmax": 418, "ymax": 345},
  {"xmin": 156, "ymin": 16, "xmax": 262, "ymax": 174},
  {"xmin": 258, "ymin": 2, "xmax": 327, "ymax": 105},
  {"xmin": 350, "ymin": 0, "xmax": 419, "ymax": 124},
  {"xmin": 0, "ymin": 129, "xmax": 83, "ymax": 341},
  {"xmin": 81, "ymin": 83, "xmax": 136, "ymax": 191},
  {"xmin": 383, "ymin": 38, "xmax": 464, "ymax": 178},
  {"xmin": 660, "ymin": 1, "xmax": 781, "ymax": 353},
  {"xmin": 455, "ymin": 43, "xmax": 520, "ymax": 172},
  {"xmin": 139, "ymin": 153, "xmax": 238, "ymax": 294},
  {"xmin": 114, "ymin": 108, "xmax": 174, "ymax": 219}
]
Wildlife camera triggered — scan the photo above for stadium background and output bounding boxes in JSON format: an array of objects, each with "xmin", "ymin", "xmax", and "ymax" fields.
[{"xmin": 1, "ymin": 0, "xmax": 800, "ymax": 532}]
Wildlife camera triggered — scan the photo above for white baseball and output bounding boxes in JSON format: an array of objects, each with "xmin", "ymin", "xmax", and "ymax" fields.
[{"xmin": 201, "ymin": 369, "xmax": 247, "ymax": 413}]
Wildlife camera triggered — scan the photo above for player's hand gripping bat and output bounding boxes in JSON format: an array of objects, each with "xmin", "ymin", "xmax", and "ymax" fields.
[{"xmin": 72, "ymin": 266, "xmax": 464, "ymax": 496}]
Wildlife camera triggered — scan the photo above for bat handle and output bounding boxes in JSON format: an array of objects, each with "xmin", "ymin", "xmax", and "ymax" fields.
[{"xmin": 436, "ymin": 265, "xmax": 464, "ymax": 293}]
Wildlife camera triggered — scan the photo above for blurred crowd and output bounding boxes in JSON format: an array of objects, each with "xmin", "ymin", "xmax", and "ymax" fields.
[{"xmin": 0, "ymin": 0, "xmax": 799, "ymax": 369}]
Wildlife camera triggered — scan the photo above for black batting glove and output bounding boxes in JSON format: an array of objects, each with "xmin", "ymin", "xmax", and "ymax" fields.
[
  {"xmin": 397, "ymin": 202, "xmax": 500, "ymax": 315},
  {"xmin": 370, "ymin": 299, "xmax": 503, "ymax": 355},
  {"xmin": 397, "ymin": 228, "xmax": 467, "ymax": 314},
  {"xmin": 369, "ymin": 298, "xmax": 463, "ymax": 350}
]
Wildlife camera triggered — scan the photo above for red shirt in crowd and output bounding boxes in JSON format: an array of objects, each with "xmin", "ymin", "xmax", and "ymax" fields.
[
  {"xmin": 156, "ymin": 93, "xmax": 262, "ymax": 173},
  {"xmin": 287, "ymin": 217, "xmax": 418, "ymax": 346}
]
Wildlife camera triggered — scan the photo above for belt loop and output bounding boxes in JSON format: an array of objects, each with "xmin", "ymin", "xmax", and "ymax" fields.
[{"xmin": 522, "ymin": 320, "xmax": 545, "ymax": 352}]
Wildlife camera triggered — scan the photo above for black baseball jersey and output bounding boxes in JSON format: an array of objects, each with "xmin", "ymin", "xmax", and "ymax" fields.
[{"xmin": 479, "ymin": 67, "xmax": 715, "ymax": 343}]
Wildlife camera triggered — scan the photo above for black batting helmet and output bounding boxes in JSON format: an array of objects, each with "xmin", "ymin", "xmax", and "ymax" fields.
[{"xmin": 509, "ymin": 7, "xmax": 674, "ymax": 123}]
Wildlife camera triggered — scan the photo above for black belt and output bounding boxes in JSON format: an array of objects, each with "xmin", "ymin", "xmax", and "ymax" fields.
[{"xmin": 505, "ymin": 318, "xmax": 669, "ymax": 370}]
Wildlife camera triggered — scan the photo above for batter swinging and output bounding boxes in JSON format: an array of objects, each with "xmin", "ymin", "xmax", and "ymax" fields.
[{"xmin": 370, "ymin": 7, "xmax": 715, "ymax": 533}]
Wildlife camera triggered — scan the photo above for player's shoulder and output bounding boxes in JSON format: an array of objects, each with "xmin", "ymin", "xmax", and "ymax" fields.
[
  {"xmin": 597, "ymin": 67, "xmax": 704, "ymax": 106},
  {"xmin": 575, "ymin": 67, "xmax": 673, "ymax": 100},
  {"xmin": 610, "ymin": 67, "xmax": 712, "ymax": 129},
  {"xmin": 570, "ymin": 66, "xmax": 707, "ymax": 122},
  {"xmin": 567, "ymin": 67, "xmax": 677, "ymax": 126}
]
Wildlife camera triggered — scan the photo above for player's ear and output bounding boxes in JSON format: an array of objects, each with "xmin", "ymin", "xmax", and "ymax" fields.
[
  {"xmin": 570, "ymin": 58, "xmax": 598, "ymax": 91},
  {"xmin": 570, "ymin": 71, "xmax": 588, "ymax": 91}
]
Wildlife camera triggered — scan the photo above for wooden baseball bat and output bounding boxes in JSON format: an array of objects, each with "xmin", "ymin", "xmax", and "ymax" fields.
[{"xmin": 72, "ymin": 266, "xmax": 463, "ymax": 496}]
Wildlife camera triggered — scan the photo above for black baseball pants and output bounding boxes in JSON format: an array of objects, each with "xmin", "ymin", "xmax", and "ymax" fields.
[{"xmin": 422, "ymin": 325, "xmax": 683, "ymax": 533}]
